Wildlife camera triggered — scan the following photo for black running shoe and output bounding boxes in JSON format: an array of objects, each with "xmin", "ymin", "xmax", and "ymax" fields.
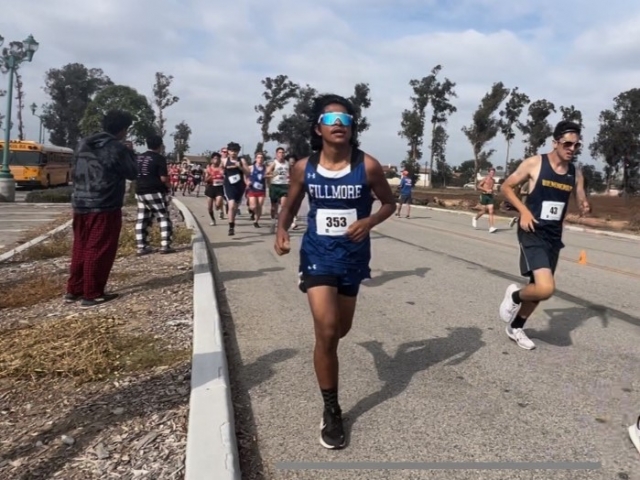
[
  {"xmin": 80, "ymin": 293, "xmax": 119, "ymax": 309},
  {"xmin": 319, "ymin": 407, "xmax": 346, "ymax": 449},
  {"xmin": 228, "ymin": 226, "xmax": 235, "ymax": 236}
]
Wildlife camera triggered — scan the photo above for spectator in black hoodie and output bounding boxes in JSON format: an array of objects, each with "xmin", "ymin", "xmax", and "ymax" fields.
[{"xmin": 65, "ymin": 110, "xmax": 138, "ymax": 309}]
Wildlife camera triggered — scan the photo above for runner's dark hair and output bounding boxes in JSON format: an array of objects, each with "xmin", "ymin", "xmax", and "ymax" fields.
[
  {"xmin": 553, "ymin": 120, "xmax": 581, "ymax": 140},
  {"xmin": 309, "ymin": 94, "xmax": 360, "ymax": 151},
  {"xmin": 102, "ymin": 110, "xmax": 134, "ymax": 136}
]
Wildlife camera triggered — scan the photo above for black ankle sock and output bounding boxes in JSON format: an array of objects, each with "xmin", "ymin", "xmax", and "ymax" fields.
[
  {"xmin": 511, "ymin": 290, "xmax": 522, "ymax": 304},
  {"xmin": 511, "ymin": 315, "xmax": 527, "ymax": 329},
  {"xmin": 208, "ymin": 210, "xmax": 214, "ymax": 220},
  {"xmin": 229, "ymin": 222, "xmax": 235, "ymax": 229},
  {"xmin": 321, "ymin": 388, "xmax": 339, "ymax": 411}
]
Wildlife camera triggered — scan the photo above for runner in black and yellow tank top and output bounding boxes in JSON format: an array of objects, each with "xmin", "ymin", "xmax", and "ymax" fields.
[{"xmin": 497, "ymin": 121, "xmax": 590, "ymax": 351}]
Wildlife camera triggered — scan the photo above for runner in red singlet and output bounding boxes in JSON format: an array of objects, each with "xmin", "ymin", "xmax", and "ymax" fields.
[
  {"xmin": 169, "ymin": 164, "xmax": 180, "ymax": 195},
  {"xmin": 204, "ymin": 153, "xmax": 225, "ymax": 225}
]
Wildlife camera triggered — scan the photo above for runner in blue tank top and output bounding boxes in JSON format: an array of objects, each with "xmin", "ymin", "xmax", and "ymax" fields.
[
  {"xmin": 499, "ymin": 121, "xmax": 590, "ymax": 351},
  {"xmin": 246, "ymin": 152, "xmax": 267, "ymax": 228},
  {"xmin": 274, "ymin": 94, "xmax": 396, "ymax": 450}
]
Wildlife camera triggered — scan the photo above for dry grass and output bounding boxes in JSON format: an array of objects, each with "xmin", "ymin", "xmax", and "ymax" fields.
[
  {"xmin": 630, "ymin": 212, "xmax": 640, "ymax": 231},
  {"xmin": 0, "ymin": 273, "xmax": 66, "ymax": 309},
  {"xmin": 118, "ymin": 221, "xmax": 193, "ymax": 257},
  {"xmin": 18, "ymin": 231, "xmax": 72, "ymax": 261},
  {"xmin": 14, "ymin": 215, "xmax": 192, "ymax": 261},
  {"xmin": 0, "ymin": 315, "xmax": 191, "ymax": 385}
]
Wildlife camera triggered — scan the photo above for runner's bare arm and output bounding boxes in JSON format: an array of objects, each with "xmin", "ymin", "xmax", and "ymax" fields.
[
  {"xmin": 365, "ymin": 155, "xmax": 396, "ymax": 227},
  {"xmin": 240, "ymin": 158, "xmax": 251, "ymax": 176},
  {"xmin": 574, "ymin": 166, "xmax": 591, "ymax": 214},
  {"xmin": 265, "ymin": 162, "xmax": 275, "ymax": 177},
  {"xmin": 277, "ymin": 158, "xmax": 307, "ymax": 232},
  {"xmin": 501, "ymin": 156, "xmax": 539, "ymax": 215}
]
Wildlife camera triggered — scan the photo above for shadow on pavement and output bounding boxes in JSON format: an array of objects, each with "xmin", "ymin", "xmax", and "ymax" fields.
[
  {"xmin": 210, "ymin": 240, "xmax": 263, "ymax": 248},
  {"xmin": 533, "ymin": 305, "xmax": 609, "ymax": 347},
  {"xmin": 242, "ymin": 348, "xmax": 299, "ymax": 392},
  {"xmin": 344, "ymin": 327, "xmax": 486, "ymax": 443},
  {"xmin": 220, "ymin": 266, "xmax": 285, "ymax": 283},
  {"xmin": 362, "ymin": 267, "xmax": 431, "ymax": 288}
]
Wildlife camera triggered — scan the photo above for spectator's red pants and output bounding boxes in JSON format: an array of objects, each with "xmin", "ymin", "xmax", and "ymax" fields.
[{"xmin": 67, "ymin": 210, "xmax": 122, "ymax": 300}]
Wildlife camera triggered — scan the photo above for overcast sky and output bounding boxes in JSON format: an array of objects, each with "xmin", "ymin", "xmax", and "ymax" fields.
[{"xmin": 2, "ymin": 0, "xmax": 639, "ymax": 169}]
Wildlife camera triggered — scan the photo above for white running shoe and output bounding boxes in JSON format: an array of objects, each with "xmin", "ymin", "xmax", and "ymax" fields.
[
  {"xmin": 506, "ymin": 325, "xmax": 536, "ymax": 350},
  {"xmin": 500, "ymin": 284, "xmax": 521, "ymax": 323},
  {"xmin": 472, "ymin": 217, "xmax": 477, "ymax": 229},
  {"xmin": 629, "ymin": 416, "xmax": 640, "ymax": 455},
  {"xmin": 489, "ymin": 227, "xmax": 497, "ymax": 233}
]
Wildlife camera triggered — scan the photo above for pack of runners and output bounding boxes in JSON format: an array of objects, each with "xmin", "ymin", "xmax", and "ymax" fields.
[{"xmin": 168, "ymin": 101, "xmax": 639, "ymax": 459}]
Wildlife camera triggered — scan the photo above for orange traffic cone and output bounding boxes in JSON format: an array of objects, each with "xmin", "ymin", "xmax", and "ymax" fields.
[{"xmin": 578, "ymin": 250, "xmax": 587, "ymax": 265}]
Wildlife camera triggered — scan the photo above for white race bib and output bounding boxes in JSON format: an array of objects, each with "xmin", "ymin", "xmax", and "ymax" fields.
[
  {"xmin": 252, "ymin": 181, "xmax": 263, "ymax": 190},
  {"xmin": 228, "ymin": 174, "xmax": 240, "ymax": 184},
  {"xmin": 540, "ymin": 201, "xmax": 565, "ymax": 221},
  {"xmin": 316, "ymin": 208, "xmax": 357, "ymax": 236}
]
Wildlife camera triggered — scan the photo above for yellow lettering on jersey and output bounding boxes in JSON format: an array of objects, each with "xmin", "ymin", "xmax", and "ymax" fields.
[{"xmin": 542, "ymin": 179, "xmax": 573, "ymax": 192}]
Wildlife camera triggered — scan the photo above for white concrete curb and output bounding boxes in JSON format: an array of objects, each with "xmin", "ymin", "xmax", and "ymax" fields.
[
  {"xmin": 0, "ymin": 219, "xmax": 73, "ymax": 263},
  {"xmin": 409, "ymin": 204, "xmax": 640, "ymax": 241},
  {"xmin": 172, "ymin": 199, "xmax": 241, "ymax": 480}
]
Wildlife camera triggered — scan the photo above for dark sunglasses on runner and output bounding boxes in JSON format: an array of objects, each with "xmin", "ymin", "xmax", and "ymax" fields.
[
  {"xmin": 318, "ymin": 112, "xmax": 353, "ymax": 127},
  {"xmin": 558, "ymin": 140, "xmax": 582, "ymax": 150}
]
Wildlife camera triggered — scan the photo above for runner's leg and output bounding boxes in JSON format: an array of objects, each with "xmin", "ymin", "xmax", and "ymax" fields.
[{"xmin": 306, "ymin": 280, "xmax": 358, "ymax": 449}]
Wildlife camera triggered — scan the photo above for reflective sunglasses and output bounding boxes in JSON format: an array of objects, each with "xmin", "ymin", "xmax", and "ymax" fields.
[
  {"xmin": 558, "ymin": 140, "xmax": 582, "ymax": 150},
  {"xmin": 318, "ymin": 112, "xmax": 353, "ymax": 127}
]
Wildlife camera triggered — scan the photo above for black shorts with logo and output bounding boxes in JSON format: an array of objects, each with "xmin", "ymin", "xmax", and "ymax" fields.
[{"xmin": 518, "ymin": 228, "xmax": 561, "ymax": 280}]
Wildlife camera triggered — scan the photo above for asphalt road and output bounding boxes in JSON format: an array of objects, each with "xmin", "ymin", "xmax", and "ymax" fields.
[{"xmin": 180, "ymin": 195, "xmax": 640, "ymax": 480}]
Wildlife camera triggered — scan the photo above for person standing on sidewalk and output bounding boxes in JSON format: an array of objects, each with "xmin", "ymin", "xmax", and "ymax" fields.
[
  {"xmin": 274, "ymin": 94, "xmax": 396, "ymax": 450},
  {"xmin": 395, "ymin": 169, "xmax": 413, "ymax": 218},
  {"xmin": 134, "ymin": 133, "xmax": 175, "ymax": 256},
  {"xmin": 65, "ymin": 110, "xmax": 138, "ymax": 309}
]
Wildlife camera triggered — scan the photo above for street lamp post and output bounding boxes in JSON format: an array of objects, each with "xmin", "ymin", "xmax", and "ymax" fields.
[
  {"xmin": 0, "ymin": 34, "xmax": 39, "ymax": 202},
  {"xmin": 30, "ymin": 102, "xmax": 44, "ymax": 144}
]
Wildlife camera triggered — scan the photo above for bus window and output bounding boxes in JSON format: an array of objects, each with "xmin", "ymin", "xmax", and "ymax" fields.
[{"xmin": 9, "ymin": 151, "xmax": 43, "ymax": 166}]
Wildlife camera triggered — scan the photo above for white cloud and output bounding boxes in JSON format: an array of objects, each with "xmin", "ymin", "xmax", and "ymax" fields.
[{"xmin": 2, "ymin": 0, "xmax": 640, "ymax": 169}]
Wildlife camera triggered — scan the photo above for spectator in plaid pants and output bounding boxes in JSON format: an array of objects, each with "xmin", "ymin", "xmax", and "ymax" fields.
[
  {"xmin": 66, "ymin": 110, "xmax": 138, "ymax": 309},
  {"xmin": 134, "ymin": 134, "xmax": 175, "ymax": 255}
]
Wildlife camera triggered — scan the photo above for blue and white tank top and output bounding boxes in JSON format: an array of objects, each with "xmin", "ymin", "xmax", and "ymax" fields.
[
  {"xmin": 300, "ymin": 148, "xmax": 374, "ymax": 274},
  {"xmin": 249, "ymin": 164, "xmax": 266, "ymax": 191}
]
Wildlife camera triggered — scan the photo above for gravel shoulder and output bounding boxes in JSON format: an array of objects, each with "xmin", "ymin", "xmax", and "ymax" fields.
[{"xmin": 0, "ymin": 204, "xmax": 194, "ymax": 480}]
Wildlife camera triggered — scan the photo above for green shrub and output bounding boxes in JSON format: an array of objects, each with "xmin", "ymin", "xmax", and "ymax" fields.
[{"xmin": 25, "ymin": 186, "xmax": 73, "ymax": 203}]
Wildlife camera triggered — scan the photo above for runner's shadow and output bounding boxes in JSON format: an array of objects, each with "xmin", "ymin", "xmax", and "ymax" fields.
[
  {"xmin": 344, "ymin": 327, "xmax": 485, "ymax": 440},
  {"xmin": 242, "ymin": 348, "xmax": 298, "ymax": 391},
  {"xmin": 533, "ymin": 305, "xmax": 609, "ymax": 347},
  {"xmin": 211, "ymin": 240, "xmax": 262, "ymax": 248},
  {"xmin": 219, "ymin": 266, "xmax": 285, "ymax": 282},
  {"xmin": 362, "ymin": 267, "xmax": 430, "ymax": 287}
]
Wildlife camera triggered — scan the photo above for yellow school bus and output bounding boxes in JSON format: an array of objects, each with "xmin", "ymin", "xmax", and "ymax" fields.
[{"xmin": 0, "ymin": 140, "xmax": 73, "ymax": 187}]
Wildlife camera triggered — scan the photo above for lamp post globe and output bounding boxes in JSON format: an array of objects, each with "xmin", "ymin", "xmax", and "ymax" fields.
[{"xmin": 0, "ymin": 34, "xmax": 39, "ymax": 202}]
